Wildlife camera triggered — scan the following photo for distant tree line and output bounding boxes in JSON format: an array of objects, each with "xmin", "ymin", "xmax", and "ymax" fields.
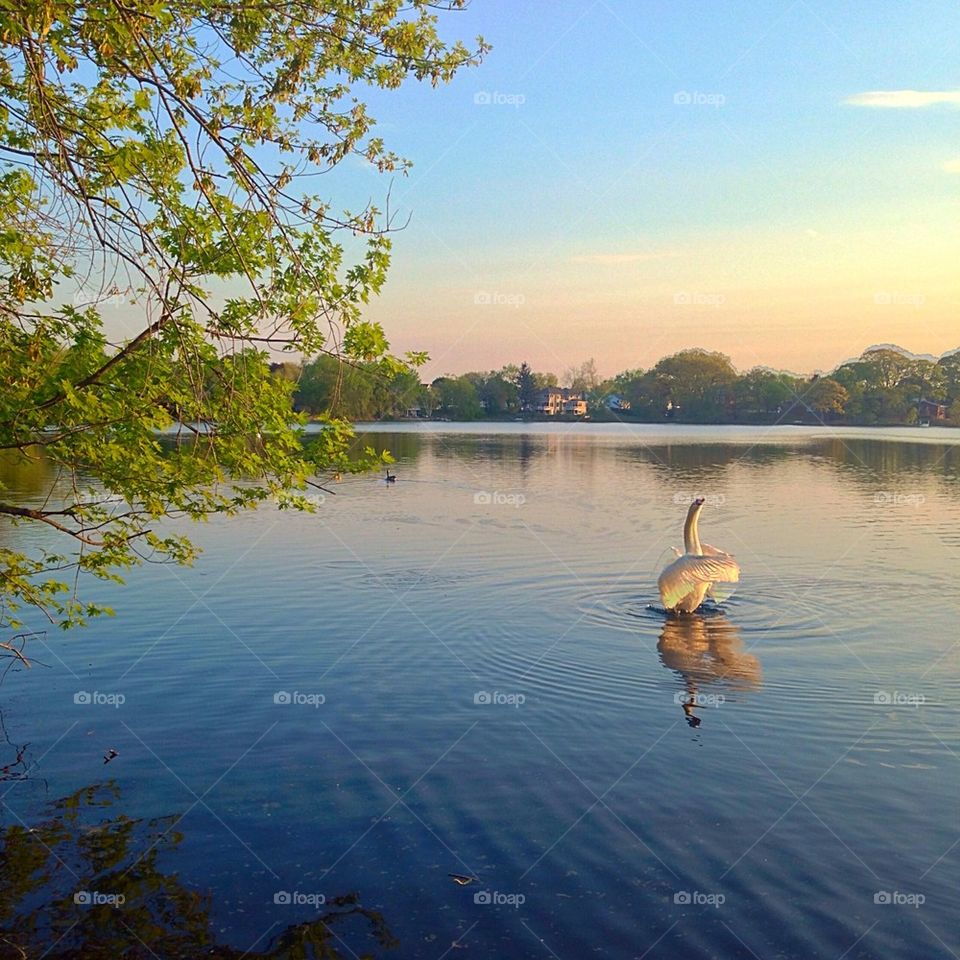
[{"xmin": 284, "ymin": 347, "xmax": 960, "ymax": 426}]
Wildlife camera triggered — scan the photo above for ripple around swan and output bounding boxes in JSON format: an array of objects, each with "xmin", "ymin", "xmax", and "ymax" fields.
[
  {"xmin": 408, "ymin": 560, "xmax": 896, "ymax": 720},
  {"xmin": 481, "ymin": 644, "xmax": 666, "ymax": 710},
  {"xmin": 355, "ymin": 568, "xmax": 470, "ymax": 590},
  {"xmin": 575, "ymin": 576, "xmax": 838, "ymax": 640}
]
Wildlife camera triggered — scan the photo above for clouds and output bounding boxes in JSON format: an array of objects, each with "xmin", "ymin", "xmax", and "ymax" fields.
[
  {"xmin": 844, "ymin": 90, "xmax": 960, "ymax": 173},
  {"xmin": 844, "ymin": 89, "xmax": 960, "ymax": 109}
]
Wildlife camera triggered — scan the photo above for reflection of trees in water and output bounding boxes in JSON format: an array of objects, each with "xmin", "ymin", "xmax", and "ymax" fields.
[
  {"xmin": 518, "ymin": 434, "xmax": 536, "ymax": 472},
  {"xmin": 625, "ymin": 442, "xmax": 793, "ymax": 471},
  {"xmin": 616, "ymin": 436, "xmax": 960, "ymax": 503},
  {"xmin": 366, "ymin": 432, "xmax": 960, "ymax": 495},
  {"xmin": 351, "ymin": 430, "xmax": 424, "ymax": 466},
  {"xmin": 619, "ymin": 443, "xmax": 793, "ymax": 490},
  {"xmin": 657, "ymin": 614, "xmax": 761, "ymax": 727},
  {"xmin": 7, "ymin": 432, "xmax": 960, "ymax": 514},
  {"xmin": 360, "ymin": 433, "xmax": 800, "ymax": 488},
  {"xmin": 0, "ymin": 710, "xmax": 31, "ymax": 783},
  {"xmin": 812, "ymin": 438, "xmax": 960, "ymax": 491},
  {"xmin": 0, "ymin": 449, "xmax": 60, "ymax": 500},
  {"xmin": 350, "ymin": 431, "xmax": 960, "ymax": 516},
  {"xmin": 0, "ymin": 783, "xmax": 397, "ymax": 959},
  {"xmin": 360, "ymin": 430, "xmax": 602, "ymax": 482}
]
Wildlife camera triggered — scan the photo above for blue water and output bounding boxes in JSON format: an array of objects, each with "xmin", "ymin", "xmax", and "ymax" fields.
[{"xmin": 1, "ymin": 424, "xmax": 958, "ymax": 958}]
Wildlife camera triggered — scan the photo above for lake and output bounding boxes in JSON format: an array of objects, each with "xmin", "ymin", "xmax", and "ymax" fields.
[{"xmin": 1, "ymin": 423, "xmax": 959, "ymax": 959}]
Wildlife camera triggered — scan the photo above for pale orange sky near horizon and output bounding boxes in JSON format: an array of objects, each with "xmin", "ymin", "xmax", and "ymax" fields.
[{"xmin": 369, "ymin": 215, "xmax": 960, "ymax": 380}]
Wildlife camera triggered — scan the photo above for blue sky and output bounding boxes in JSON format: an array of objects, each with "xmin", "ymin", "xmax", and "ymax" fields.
[{"xmin": 317, "ymin": 1, "xmax": 960, "ymax": 378}]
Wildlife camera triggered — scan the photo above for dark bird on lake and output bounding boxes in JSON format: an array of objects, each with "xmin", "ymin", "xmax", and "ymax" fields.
[
  {"xmin": 103, "ymin": 748, "xmax": 118, "ymax": 764},
  {"xmin": 385, "ymin": 470, "xmax": 397, "ymax": 483}
]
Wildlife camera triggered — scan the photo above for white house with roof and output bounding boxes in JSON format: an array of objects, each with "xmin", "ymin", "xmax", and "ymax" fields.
[{"xmin": 532, "ymin": 387, "xmax": 587, "ymax": 416}]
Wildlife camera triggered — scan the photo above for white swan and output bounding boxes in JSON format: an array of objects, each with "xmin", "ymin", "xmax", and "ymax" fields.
[{"xmin": 658, "ymin": 497, "xmax": 740, "ymax": 613}]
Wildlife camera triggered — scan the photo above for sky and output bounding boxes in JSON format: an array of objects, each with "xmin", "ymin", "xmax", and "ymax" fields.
[{"xmin": 317, "ymin": 0, "xmax": 960, "ymax": 381}]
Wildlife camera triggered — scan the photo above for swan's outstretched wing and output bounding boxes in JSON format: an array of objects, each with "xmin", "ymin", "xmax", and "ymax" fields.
[
  {"xmin": 699, "ymin": 542, "xmax": 732, "ymax": 558},
  {"xmin": 698, "ymin": 544, "xmax": 739, "ymax": 603},
  {"xmin": 658, "ymin": 554, "xmax": 740, "ymax": 610}
]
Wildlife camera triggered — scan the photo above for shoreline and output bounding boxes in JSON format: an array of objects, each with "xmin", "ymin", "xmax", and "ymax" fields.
[
  {"xmin": 347, "ymin": 416, "xmax": 958, "ymax": 431},
  {"xmin": 347, "ymin": 420, "xmax": 960, "ymax": 445}
]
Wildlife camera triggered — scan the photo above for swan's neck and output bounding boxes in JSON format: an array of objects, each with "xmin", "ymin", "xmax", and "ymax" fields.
[{"xmin": 684, "ymin": 504, "xmax": 703, "ymax": 554}]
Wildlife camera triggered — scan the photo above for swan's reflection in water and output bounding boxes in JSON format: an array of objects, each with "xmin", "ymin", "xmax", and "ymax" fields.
[{"xmin": 657, "ymin": 613, "xmax": 761, "ymax": 727}]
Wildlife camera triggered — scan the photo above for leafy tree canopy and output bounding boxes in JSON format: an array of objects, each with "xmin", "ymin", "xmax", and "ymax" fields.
[
  {"xmin": 430, "ymin": 374, "xmax": 481, "ymax": 420},
  {"xmin": 0, "ymin": 0, "xmax": 487, "ymax": 640}
]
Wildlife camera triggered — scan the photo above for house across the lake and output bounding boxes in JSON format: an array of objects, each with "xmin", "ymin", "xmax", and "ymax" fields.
[
  {"xmin": 917, "ymin": 398, "xmax": 947, "ymax": 421},
  {"xmin": 531, "ymin": 387, "xmax": 588, "ymax": 417},
  {"xmin": 604, "ymin": 393, "xmax": 631, "ymax": 412}
]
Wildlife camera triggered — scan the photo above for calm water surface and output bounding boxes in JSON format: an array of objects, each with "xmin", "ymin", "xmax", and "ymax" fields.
[{"xmin": 1, "ymin": 424, "xmax": 959, "ymax": 958}]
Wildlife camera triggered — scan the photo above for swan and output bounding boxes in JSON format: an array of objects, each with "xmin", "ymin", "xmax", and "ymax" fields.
[{"xmin": 657, "ymin": 497, "xmax": 740, "ymax": 613}]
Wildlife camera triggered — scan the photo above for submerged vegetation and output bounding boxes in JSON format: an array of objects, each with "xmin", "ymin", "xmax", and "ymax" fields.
[{"xmin": 0, "ymin": 780, "xmax": 398, "ymax": 958}]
